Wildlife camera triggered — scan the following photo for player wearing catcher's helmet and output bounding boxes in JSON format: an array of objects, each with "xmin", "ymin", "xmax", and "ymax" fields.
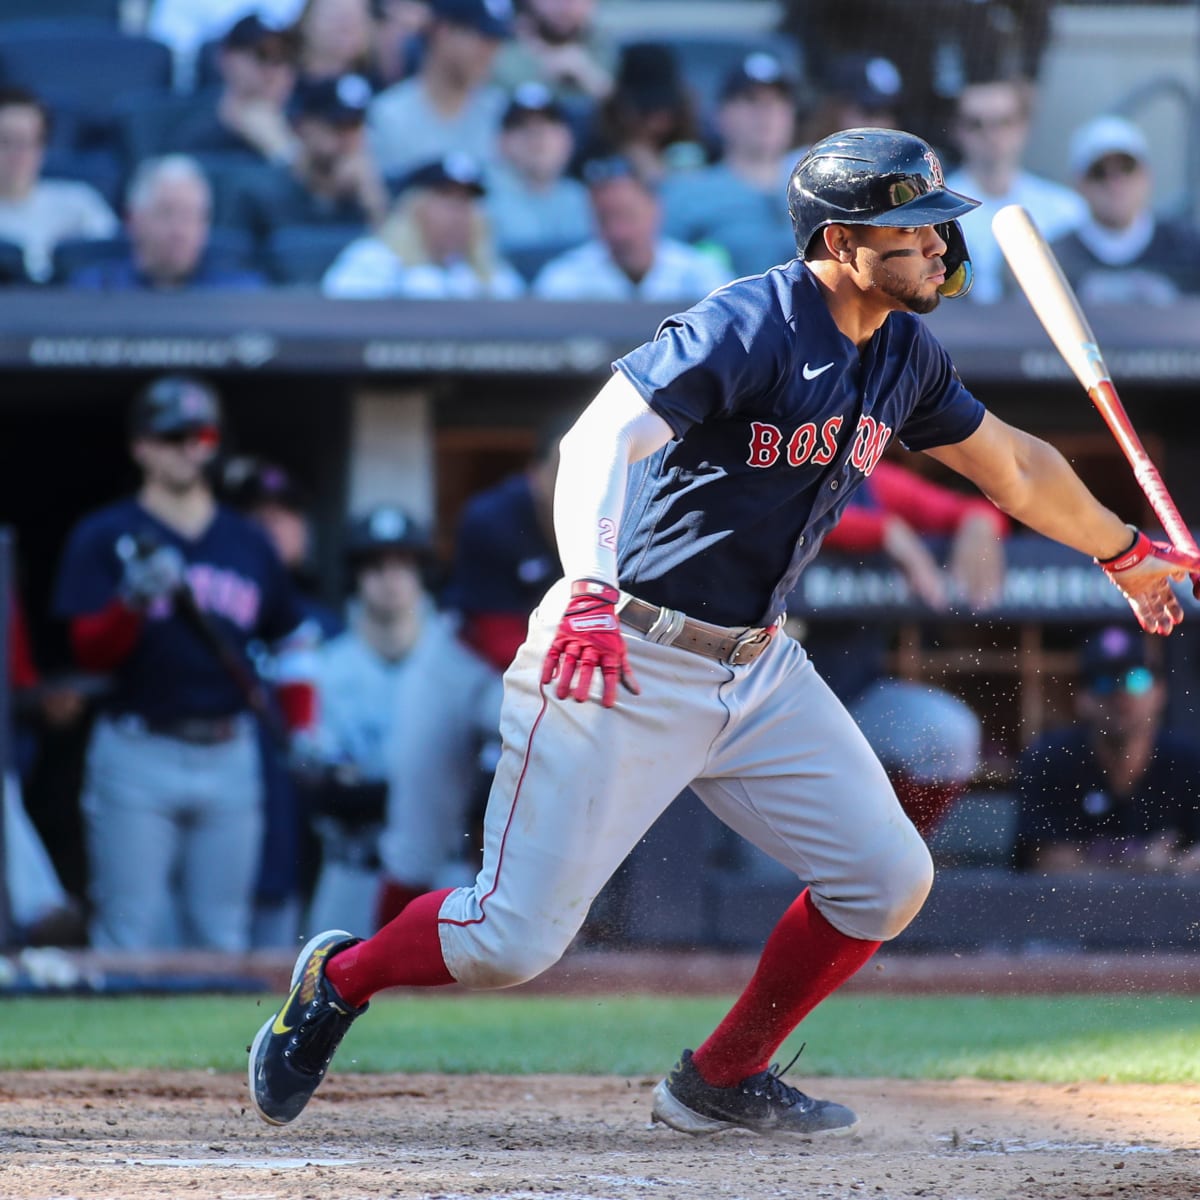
[{"xmin": 249, "ymin": 127, "xmax": 1200, "ymax": 1136}]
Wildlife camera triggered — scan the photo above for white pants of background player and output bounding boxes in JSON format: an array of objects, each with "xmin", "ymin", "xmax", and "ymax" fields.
[
  {"xmin": 3, "ymin": 772, "xmax": 70, "ymax": 935},
  {"xmin": 82, "ymin": 716, "xmax": 263, "ymax": 951},
  {"xmin": 436, "ymin": 579, "xmax": 934, "ymax": 989}
]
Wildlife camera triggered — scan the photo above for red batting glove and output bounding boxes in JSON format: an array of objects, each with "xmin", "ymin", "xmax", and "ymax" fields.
[
  {"xmin": 1096, "ymin": 526, "xmax": 1200, "ymax": 636},
  {"xmin": 540, "ymin": 580, "xmax": 641, "ymax": 708}
]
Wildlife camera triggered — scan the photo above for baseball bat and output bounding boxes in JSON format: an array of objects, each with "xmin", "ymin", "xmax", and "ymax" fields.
[
  {"xmin": 991, "ymin": 203, "xmax": 1200, "ymax": 581},
  {"xmin": 116, "ymin": 534, "xmax": 291, "ymax": 748}
]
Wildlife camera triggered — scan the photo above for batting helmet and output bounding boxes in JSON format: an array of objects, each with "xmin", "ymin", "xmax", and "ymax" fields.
[
  {"xmin": 787, "ymin": 127, "xmax": 980, "ymax": 298},
  {"xmin": 129, "ymin": 374, "xmax": 222, "ymax": 439},
  {"xmin": 344, "ymin": 505, "xmax": 433, "ymax": 569}
]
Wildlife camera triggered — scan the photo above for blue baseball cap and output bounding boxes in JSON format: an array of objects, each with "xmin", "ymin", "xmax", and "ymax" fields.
[
  {"xmin": 290, "ymin": 74, "xmax": 372, "ymax": 125},
  {"xmin": 387, "ymin": 152, "xmax": 488, "ymax": 198},
  {"xmin": 431, "ymin": 0, "xmax": 514, "ymax": 39}
]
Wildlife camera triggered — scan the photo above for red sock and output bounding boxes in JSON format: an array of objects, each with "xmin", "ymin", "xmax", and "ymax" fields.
[
  {"xmin": 892, "ymin": 774, "xmax": 964, "ymax": 839},
  {"xmin": 691, "ymin": 889, "xmax": 880, "ymax": 1086},
  {"xmin": 326, "ymin": 887, "xmax": 456, "ymax": 1007}
]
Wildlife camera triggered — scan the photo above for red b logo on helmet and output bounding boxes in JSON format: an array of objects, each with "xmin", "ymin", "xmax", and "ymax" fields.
[{"xmin": 924, "ymin": 150, "xmax": 945, "ymax": 188}]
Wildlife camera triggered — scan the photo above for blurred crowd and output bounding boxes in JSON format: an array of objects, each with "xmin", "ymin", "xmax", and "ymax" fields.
[{"xmin": 0, "ymin": 0, "xmax": 1197, "ymax": 302}]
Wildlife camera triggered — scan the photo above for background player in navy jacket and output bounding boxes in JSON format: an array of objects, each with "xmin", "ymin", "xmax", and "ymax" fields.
[
  {"xmin": 249, "ymin": 129, "xmax": 1200, "ymax": 1137},
  {"xmin": 53, "ymin": 375, "xmax": 311, "ymax": 952}
]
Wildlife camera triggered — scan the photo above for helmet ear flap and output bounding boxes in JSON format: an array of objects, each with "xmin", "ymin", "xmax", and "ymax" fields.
[{"xmin": 936, "ymin": 219, "xmax": 973, "ymax": 298}]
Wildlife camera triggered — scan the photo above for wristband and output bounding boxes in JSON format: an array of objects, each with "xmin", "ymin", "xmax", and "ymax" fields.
[
  {"xmin": 570, "ymin": 579, "xmax": 620, "ymax": 604},
  {"xmin": 1095, "ymin": 525, "xmax": 1147, "ymax": 572}
]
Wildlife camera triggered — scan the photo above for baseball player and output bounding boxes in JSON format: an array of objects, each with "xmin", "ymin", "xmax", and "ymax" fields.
[
  {"xmin": 52, "ymin": 375, "xmax": 313, "ymax": 952},
  {"xmin": 249, "ymin": 128, "xmax": 1200, "ymax": 1134},
  {"xmin": 303, "ymin": 505, "xmax": 503, "ymax": 936}
]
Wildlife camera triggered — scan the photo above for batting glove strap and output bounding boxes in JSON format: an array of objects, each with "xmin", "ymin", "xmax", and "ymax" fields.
[{"xmin": 1095, "ymin": 525, "xmax": 1147, "ymax": 573}]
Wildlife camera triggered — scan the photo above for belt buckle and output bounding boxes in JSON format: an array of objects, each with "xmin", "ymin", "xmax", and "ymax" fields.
[{"xmin": 727, "ymin": 626, "xmax": 772, "ymax": 666}]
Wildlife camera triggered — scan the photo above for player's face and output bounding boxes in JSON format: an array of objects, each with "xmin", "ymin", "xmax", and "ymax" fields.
[
  {"xmin": 132, "ymin": 428, "xmax": 219, "ymax": 491},
  {"xmin": 851, "ymin": 224, "xmax": 948, "ymax": 315},
  {"xmin": 1079, "ymin": 670, "xmax": 1164, "ymax": 740},
  {"xmin": 252, "ymin": 502, "xmax": 310, "ymax": 569},
  {"xmin": 130, "ymin": 177, "xmax": 210, "ymax": 285},
  {"xmin": 0, "ymin": 104, "xmax": 46, "ymax": 198},
  {"xmin": 358, "ymin": 551, "xmax": 423, "ymax": 618}
]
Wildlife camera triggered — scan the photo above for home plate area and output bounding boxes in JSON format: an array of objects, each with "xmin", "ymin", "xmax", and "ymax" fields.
[{"xmin": 2, "ymin": 1071, "xmax": 1197, "ymax": 1200}]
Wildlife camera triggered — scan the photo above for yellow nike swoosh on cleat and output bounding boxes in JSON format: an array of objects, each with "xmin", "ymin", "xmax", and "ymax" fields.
[{"xmin": 271, "ymin": 981, "xmax": 303, "ymax": 1035}]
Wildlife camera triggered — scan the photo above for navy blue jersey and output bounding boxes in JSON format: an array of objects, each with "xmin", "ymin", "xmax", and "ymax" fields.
[
  {"xmin": 1014, "ymin": 727, "xmax": 1200, "ymax": 860},
  {"xmin": 53, "ymin": 498, "xmax": 303, "ymax": 720},
  {"xmin": 445, "ymin": 473, "xmax": 561, "ymax": 615},
  {"xmin": 613, "ymin": 260, "xmax": 986, "ymax": 626}
]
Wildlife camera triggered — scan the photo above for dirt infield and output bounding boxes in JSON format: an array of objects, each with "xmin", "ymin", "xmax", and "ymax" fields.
[
  {"xmin": 2, "ymin": 1069, "xmax": 1198, "ymax": 1200},
  {"xmin": 3, "ymin": 951, "xmax": 1198, "ymax": 1198}
]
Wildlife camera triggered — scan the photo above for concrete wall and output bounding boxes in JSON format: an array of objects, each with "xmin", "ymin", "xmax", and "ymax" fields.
[{"xmin": 346, "ymin": 388, "xmax": 434, "ymax": 522}]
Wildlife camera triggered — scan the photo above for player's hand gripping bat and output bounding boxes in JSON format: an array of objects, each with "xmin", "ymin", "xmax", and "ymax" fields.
[
  {"xmin": 991, "ymin": 203, "xmax": 1200, "ymax": 599},
  {"xmin": 116, "ymin": 533, "xmax": 291, "ymax": 748}
]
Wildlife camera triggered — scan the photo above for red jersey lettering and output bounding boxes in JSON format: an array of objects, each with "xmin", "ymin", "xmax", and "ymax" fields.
[
  {"xmin": 747, "ymin": 421, "xmax": 783, "ymax": 468},
  {"xmin": 811, "ymin": 416, "xmax": 843, "ymax": 466}
]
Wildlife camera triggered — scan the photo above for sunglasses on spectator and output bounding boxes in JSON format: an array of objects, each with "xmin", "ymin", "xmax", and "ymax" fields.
[
  {"xmin": 254, "ymin": 45, "xmax": 292, "ymax": 65},
  {"xmin": 153, "ymin": 426, "xmax": 220, "ymax": 449},
  {"xmin": 1088, "ymin": 666, "xmax": 1155, "ymax": 696},
  {"xmin": 581, "ymin": 155, "xmax": 640, "ymax": 186},
  {"xmin": 957, "ymin": 112, "xmax": 1022, "ymax": 133},
  {"xmin": 1084, "ymin": 154, "xmax": 1141, "ymax": 183}
]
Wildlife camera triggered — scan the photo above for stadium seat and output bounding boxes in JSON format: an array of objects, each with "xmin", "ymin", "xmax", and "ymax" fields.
[
  {"xmin": 504, "ymin": 240, "xmax": 586, "ymax": 286},
  {"xmin": 0, "ymin": 26, "xmax": 173, "ymax": 104},
  {"xmin": 620, "ymin": 33, "xmax": 805, "ymax": 120},
  {"xmin": 50, "ymin": 235, "xmax": 128, "ymax": 283},
  {"xmin": 42, "ymin": 148, "xmax": 125, "ymax": 211},
  {"xmin": 50, "ymin": 228, "xmax": 257, "ymax": 284},
  {"xmin": 264, "ymin": 225, "xmax": 365, "ymax": 285},
  {"xmin": 0, "ymin": 240, "xmax": 31, "ymax": 286},
  {"xmin": 115, "ymin": 89, "xmax": 217, "ymax": 168},
  {"xmin": 0, "ymin": 2, "xmax": 122, "ymax": 27}
]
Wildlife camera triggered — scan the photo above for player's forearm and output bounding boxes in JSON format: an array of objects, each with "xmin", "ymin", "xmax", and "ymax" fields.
[
  {"xmin": 990, "ymin": 434, "xmax": 1131, "ymax": 560},
  {"xmin": 552, "ymin": 374, "xmax": 674, "ymax": 585},
  {"xmin": 70, "ymin": 601, "xmax": 144, "ymax": 671}
]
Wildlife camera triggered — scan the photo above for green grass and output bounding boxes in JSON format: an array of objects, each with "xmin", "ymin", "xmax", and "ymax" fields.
[{"xmin": 1, "ymin": 992, "xmax": 1197, "ymax": 1083}]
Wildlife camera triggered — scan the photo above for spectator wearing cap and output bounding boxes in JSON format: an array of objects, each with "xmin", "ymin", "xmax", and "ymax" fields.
[
  {"xmin": 227, "ymin": 74, "xmax": 388, "ymax": 254},
  {"xmin": 532, "ymin": 157, "xmax": 728, "ymax": 301},
  {"xmin": 945, "ymin": 76, "xmax": 1086, "ymax": 304},
  {"xmin": 322, "ymin": 153, "xmax": 525, "ymax": 297},
  {"xmin": 580, "ymin": 41, "xmax": 706, "ymax": 187},
  {"xmin": 304, "ymin": 504, "xmax": 503, "ymax": 934},
  {"xmin": 798, "ymin": 53, "xmax": 904, "ymax": 148},
  {"xmin": 493, "ymin": 0, "xmax": 616, "ymax": 103},
  {"xmin": 67, "ymin": 156, "xmax": 267, "ymax": 292},
  {"xmin": 170, "ymin": 14, "xmax": 300, "ymax": 166},
  {"xmin": 1049, "ymin": 115, "xmax": 1200, "ymax": 306},
  {"xmin": 289, "ymin": 0, "xmax": 380, "ymax": 88},
  {"xmin": 367, "ymin": 0, "xmax": 514, "ymax": 178},
  {"xmin": 659, "ymin": 53, "xmax": 800, "ymax": 278},
  {"xmin": 485, "ymin": 83, "xmax": 591, "ymax": 257},
  {"xmin": 0, "ymin": 87, "xmax": 119, "ymax": 283},
  {"xmin": 1013, "ymin": 624, "xmax": 1200, "ymax": 875},
  {"xmin": 370, "ymin": 0, "xmax": 434, "ymax": 88},
  {"xmin": 148, "ymin": 0, "xmax": 307, "ymax": 92}
]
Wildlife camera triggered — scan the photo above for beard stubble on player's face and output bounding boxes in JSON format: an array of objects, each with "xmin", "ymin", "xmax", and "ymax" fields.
[{"xmin": 864, "ymin": 232, "xmax": 944, "ymax": 315}]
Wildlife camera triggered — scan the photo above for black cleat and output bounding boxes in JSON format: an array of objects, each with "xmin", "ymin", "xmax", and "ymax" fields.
[
  {"xmin": 248, "ymin": 929, "xmax": 366, "ymax": 1126},
  {"xmin": 650, "ymin": 1048, "xmax": 858, "ymax": 1137}
]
